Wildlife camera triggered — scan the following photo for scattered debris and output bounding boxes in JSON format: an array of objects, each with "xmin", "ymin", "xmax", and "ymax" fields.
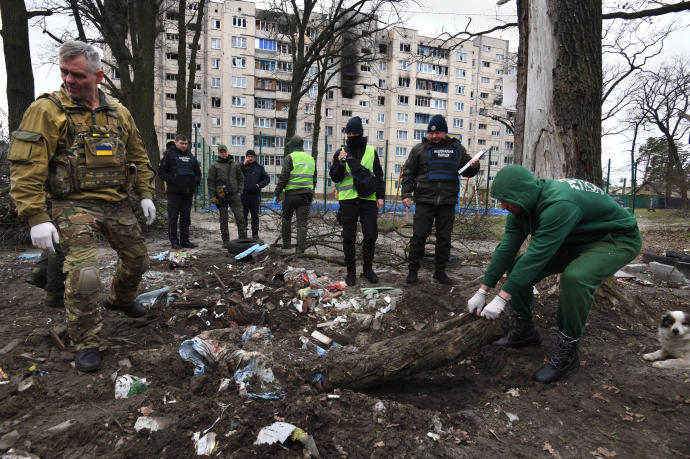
[
  {"xmin": 179, "ymin": 336, "xmax": 230, "ymax": 375},
  {"xmin": 254, "ymin": 422, "xmax": 319, "ymax": 457},
  {"xmin": 192, "ymin": 431, "xmax": 216, "ymax": 456},
  {"xmin": 134, "ymin": 416, "xmax": 173, "ymax": 433},
  {"xmin": 114, "ymin": 374, "xmax": 149, "ymax": 399},
  {"xmin": 231, "ymin": 350, "xmax": 284, "ymax": 400}
]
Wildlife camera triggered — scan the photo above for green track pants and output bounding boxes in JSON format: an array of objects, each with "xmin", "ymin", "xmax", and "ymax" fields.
[{"xmin": 508, "ymin": 229, "xmax": 641, "ymax": 338}]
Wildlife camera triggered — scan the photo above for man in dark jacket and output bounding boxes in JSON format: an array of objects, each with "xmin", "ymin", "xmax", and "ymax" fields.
[
  {"xmin": 402, "ymin": 115, "xmax": 480, "ymax": 285},
  {"xmin": 158, "ymin": 134, "xmax": 202, "ymax": 249},
  {"xmin": 208, "ymin": 144, "xmax": 246, "ymax": 245},
  {"xmin": 274, "ymin": 136, "xmax": 316, "ymax": 254},
  {"xmin": 329, "ymin": 116, "xmax": 385, "ymax": 286},
  {"xmin": 241, "ymin": 149, "xmax": 270, "ymax": 239},
  {"xmin": 468, "ymin": 165, "xmax": 641, "ymax": 383}
]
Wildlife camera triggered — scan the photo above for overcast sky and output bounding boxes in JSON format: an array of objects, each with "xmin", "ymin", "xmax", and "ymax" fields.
[{"xmin": 1, "ymin": 0, "xmax": 688, "ymax": 184}]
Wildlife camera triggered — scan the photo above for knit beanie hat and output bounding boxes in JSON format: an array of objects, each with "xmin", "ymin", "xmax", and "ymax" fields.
[
  {"xmin": 345, "ymin": 116, "xmax": 364, "ymax": 136},
  {"xmin": 427, "ymin": 114, "xmax": 448, "ymax": 133},
  {"xmin": 245, "ymin": 149, "xmax": 256, "ymax": 157}
]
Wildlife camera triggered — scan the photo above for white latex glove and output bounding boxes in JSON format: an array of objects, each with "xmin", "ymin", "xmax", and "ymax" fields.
[
  {"xmin": 30, "ymin": 222, "xmax": 60, "ymax": 253},
  {"xmin": 467, "ymin": 288, "xmax": 488, "ymax": 315},
  {"xmin": 480, "ymin": 296, "xmax": 507, "ymax": 320},
  {"xmin": 141, "ymin": 198, "xmax": 156, "ymax": 225}
]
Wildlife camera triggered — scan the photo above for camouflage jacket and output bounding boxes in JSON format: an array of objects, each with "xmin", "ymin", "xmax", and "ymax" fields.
[{"xmin": 8, "ymin": 85, "xmax": 155, "ymax": 227}]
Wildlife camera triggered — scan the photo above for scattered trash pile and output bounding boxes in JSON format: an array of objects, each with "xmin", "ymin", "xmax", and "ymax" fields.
[{"xmin": 615, "ymin": 258, "xmax": 690, "ymax": 287}]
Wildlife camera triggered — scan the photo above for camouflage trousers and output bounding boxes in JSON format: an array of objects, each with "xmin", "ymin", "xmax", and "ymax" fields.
[
  {"xmin": 218, "ymin": 194, "xmax": 246, "ymax": 241},
  {"xmin": 52, "ymin": 199, "xmax": 149, "ymax": 350}
]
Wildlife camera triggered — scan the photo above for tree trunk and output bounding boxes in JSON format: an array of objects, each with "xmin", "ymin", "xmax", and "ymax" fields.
[
  {"xmin": 128, "ymin": 0, "xmax": 161, "ymax": 182},
  {"xmin": 315, "ymin": 314, "xmax": 503, "ymax": 391},
  {"xmin": 0, "ymin": 0, "xmax": 35, "ymax": 133},
  {"xmin": 516, "ymin": 0, "xmax": 603, "ymax": 186}
]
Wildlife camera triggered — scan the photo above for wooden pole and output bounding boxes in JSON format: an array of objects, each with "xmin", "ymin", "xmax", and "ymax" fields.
[{"xmin": 392, "ymin": 168, "xmax": 404, "ymax": 221}]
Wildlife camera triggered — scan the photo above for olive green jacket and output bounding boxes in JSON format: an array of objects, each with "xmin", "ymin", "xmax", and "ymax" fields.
[
  {"xmin": 8, "ymin": 85, "xmax": 155, "ymax": 226},
  {"xmin": 207, "ymin": 157, "xmax": 244, "ymax": 200}
]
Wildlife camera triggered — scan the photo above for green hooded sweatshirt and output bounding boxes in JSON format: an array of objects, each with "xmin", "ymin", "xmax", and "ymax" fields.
[{"xmin": 483, "ymin": 165, "xmax": 638, "ymax": 295}]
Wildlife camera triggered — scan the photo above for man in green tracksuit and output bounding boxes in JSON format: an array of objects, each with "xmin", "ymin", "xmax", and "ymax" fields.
[
  {"xmin": 274, "ymin": 136, "xmax": 316, "ymax": 254},
  {"xmin": 207, "ymin": 144, "xmax": 246, "ymax": 246},
  {"xmin": 468, "ymin": 165, "xmax": 641, "ymax": 383}
]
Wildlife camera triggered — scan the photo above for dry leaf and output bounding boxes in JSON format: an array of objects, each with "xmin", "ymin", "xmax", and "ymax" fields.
[
  {"xmin": 596, "ymin": 446, "xmax": 617, "ymax": 457},
  {"xmin": 620, "ymin": 414, "xmax": 633, "ymax": 422},
  {"xmin": 138, "ymin": 405, "xmax": 154, "ymax": 416},
  {"xmin": 591, "ymin": 392, "xmax": 610, "ymax": 403},
  {"xmin": 374, "ymin": 441, "xmax": 384, "ymax": 448},
  {"xmin": 543, "ymin": 442, "xmax": 562, "ymax": 458}
]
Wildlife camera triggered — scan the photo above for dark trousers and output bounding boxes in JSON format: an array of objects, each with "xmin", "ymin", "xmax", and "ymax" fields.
[
  {"xmin": 167, "ymin": 192, "xmax": 194, "ymax": 244},
  {"xmin": 408, "ymin": 203, "xmax": 455, "ymax": 273},
  {"xmin": 339, "ymin": 198, "xmax": 378, "ymax": 269},
  {"xmin": 241, "ymin": 192, "xmax": 261, "ymax": 237},
  {"xmin": 281, "ymin": 193, "xmax": 312, "ymax": 252}
]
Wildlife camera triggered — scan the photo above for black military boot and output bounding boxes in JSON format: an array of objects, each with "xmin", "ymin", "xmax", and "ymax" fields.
[
  {"xmin": 533, "ymin": 331, "xmax": 580, "ymax": 384},
  {"xmin": 406, "ymin": 269, "xmax": 418, "ymax": 284},
  {"xmin": 103, "ymin": 299, "xmax": 148, "ymax": 318},
  {"xmin": 251, "ymin": 230, "xmax": 259, "ymax": 240},
  {"xmin": 44, "ymin": 292, "xmax": 65, "ymax": 309},
  {"xmin": 345, "ymin": 267, "xmax": 357, "ymax": 286},
  {"xmin": 433, "ymin": 271, "xmax": 453, "ymax": 285},
  {"xmin": 361, "ymin": 265, "xmax": 379, "ymax": 283},
  {"xmin": 26, "ymin": 263, "xmax": 48, "ymax": 289},
  {"xmin": 495, "ymin": 310, "xmax": 542, "ymax": 348},
  {"xmin": 74, "ymin": 347, "xmax": 102, "ymax": 373}
]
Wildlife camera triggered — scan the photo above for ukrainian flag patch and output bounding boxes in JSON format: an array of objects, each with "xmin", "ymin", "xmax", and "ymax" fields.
[{"xmin": 96, "ymin": 144, "xmax": 114, "ymax": 156}]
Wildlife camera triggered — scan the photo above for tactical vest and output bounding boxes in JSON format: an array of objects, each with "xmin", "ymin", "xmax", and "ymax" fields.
[
  {"xmin": 175, "ymin": 153, "xmax": 196, "ymax": 176},
  {"xmin": 338, "ymin": 145, "xmax": 376, "ymax": 201},
  {"xmin": 284, "ymin": 151, "xmax": 315, "ymax": 191},
  {"xmin": 41, "ymin": 92, "xmax": 132, "ymax": 198},
  {"xmin": 427, "ymin": 144, "xmax": 459, "ymax": 182}
]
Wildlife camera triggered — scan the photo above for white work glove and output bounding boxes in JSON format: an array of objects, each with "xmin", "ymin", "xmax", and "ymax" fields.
[
  {"xmin": 140, "ymin": 198, "xmax": 156, "ymax": 225},
  {"xmin": 30, "ymin": 222, "xmax": 60, "ymax": 253},
  {"xmin": 480, "ymin": 296, "xmax": 507, "ymax": 320},
  {"xmin": 467, "ymin": 288, "xmax": 488, "ymax": 315}
]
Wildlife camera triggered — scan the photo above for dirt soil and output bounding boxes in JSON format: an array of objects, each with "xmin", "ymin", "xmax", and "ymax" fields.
[{"xmin": 0, "ymin": 214, "xmax": 689, "ymax": 458}]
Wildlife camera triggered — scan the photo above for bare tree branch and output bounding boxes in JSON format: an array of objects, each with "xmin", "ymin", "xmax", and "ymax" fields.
[{"xmin": 603, "ymin": 2, "xmax": 690, "ymax": 20}]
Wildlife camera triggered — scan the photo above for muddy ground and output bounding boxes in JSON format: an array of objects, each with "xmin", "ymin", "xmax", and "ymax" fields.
[{"xmin": 0, "ymin": 210, "xmax": 688, "ymax": 458}]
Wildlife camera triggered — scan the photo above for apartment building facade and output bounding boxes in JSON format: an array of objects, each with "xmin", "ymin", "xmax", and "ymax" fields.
[{"xmin": 146, "ymin": 0, "xmax": 516, "ymax": 198}]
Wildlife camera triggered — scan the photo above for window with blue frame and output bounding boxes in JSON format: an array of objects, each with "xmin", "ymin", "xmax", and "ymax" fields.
[
  {"xmin": 256, "ymin": 38, "xmax": 277, "ymax": 51},
  {"xmin": 276, "ymin": 119, "xmax": 287, "ymax": 129}
]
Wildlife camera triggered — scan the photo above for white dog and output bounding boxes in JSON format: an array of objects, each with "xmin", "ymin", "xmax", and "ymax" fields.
[{"xmin": 643, "ymin": 311, "xmax": 690, "ymax": 369}]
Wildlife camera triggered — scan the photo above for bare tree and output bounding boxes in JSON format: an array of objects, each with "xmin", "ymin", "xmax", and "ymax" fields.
[
  {"xmin": 632, "ymin": 58, "xmax": 690, "ymax": 207},
  {"xmin": 39, "ymin": 0, "xmax": 166, "ymax": 179},
  {"xmin": 0, "ymin": 0, "xmax": 53, "ymax": 132},
  {"xmin": 175, "ymin": 0, "xmax": 206, "ymax": 139},
  {"xmin": 260, "ymin": 0, "xmax": 406, "ymax": 157}
]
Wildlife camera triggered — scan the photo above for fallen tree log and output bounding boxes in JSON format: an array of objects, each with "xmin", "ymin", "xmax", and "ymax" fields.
[{"xmin": 314, "ymin": 313, "xmax": 503, "ymax": 391}]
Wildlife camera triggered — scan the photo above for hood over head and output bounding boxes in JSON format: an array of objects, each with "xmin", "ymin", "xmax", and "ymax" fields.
[
  {"xmin": 286, "ymin": 135, "xmax": 304, "ymax": 153},
  {"xmin": 490, "ymin": 165, "xmax": 541, "ymax": 213}
]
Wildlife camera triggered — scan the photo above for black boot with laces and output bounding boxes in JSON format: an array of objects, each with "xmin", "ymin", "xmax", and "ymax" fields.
[
  {"xmin": 495, "ymin": 310, "xmax": 542, "ymax": 348},
  {"xmin": 533, "ymin": 331, "xmax": 580, "ymax": 383}
]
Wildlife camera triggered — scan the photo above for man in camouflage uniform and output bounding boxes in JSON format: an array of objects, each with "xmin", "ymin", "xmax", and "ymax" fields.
[
  {"xmin": 8, "ymin": 41, "xmax": 156, "ymax": 373},
  {"xmin": 207, "ymin": 144, "xmax": 246, "ymax": 246}
]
